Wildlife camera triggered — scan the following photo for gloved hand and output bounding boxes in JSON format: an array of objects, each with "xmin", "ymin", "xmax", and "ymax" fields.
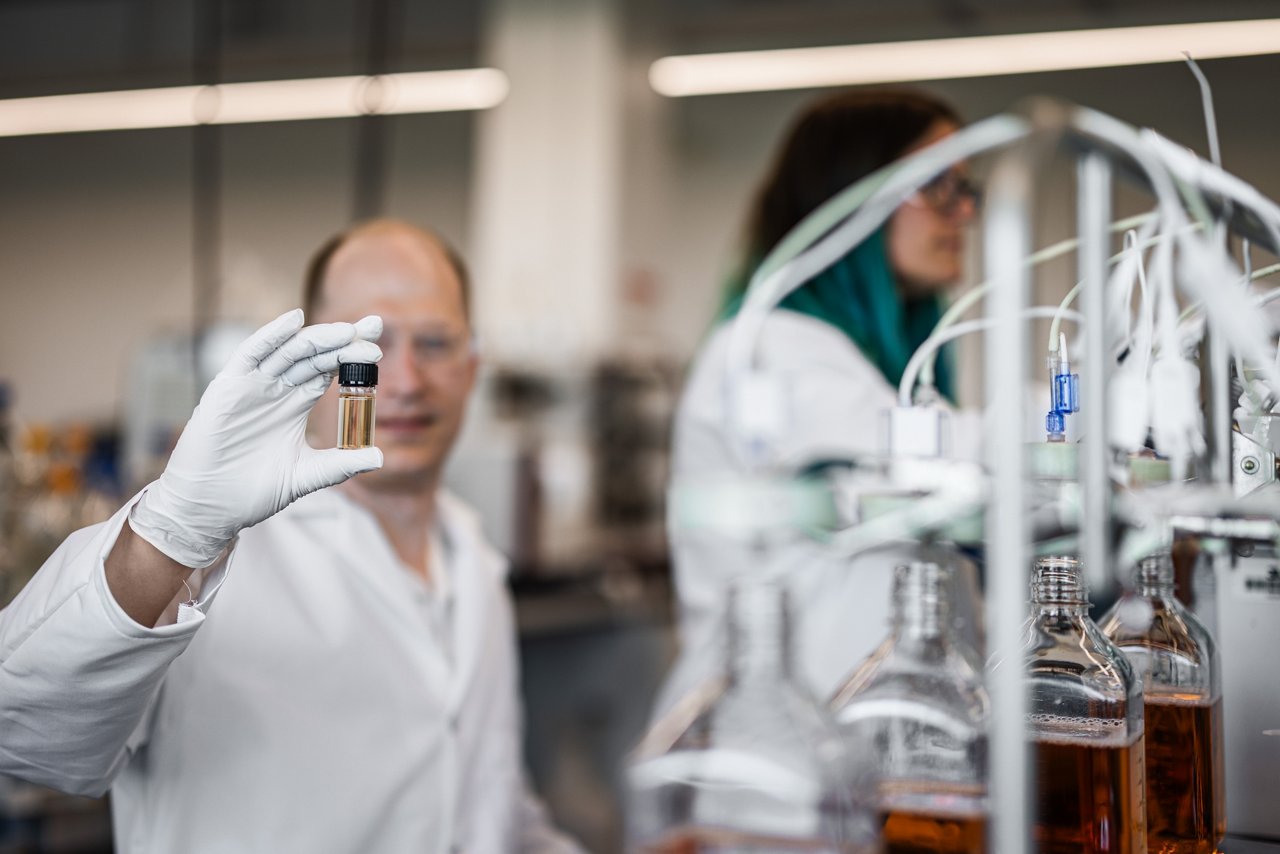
[{"xmin": 129, "ymin": 309, "xmax": 384, "ymax": 569}]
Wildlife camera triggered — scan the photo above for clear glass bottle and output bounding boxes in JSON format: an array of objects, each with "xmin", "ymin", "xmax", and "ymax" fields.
[
  {"xmin": 627, "ymin": 577, "xmax": 878, "ymax": 853},
  {"xmin": 337, "ymin": 363, "xmax": 377, "ymax": 449},
  {"xmin": 1098, "ymin": 552, "xmax": 1225, "ymax": 854},
  {"xmin": 829, "ymin": 558, "xmax": 988, "ymax": 854},
  {"xmin": 1025, "ymin": 556, "xmax": 1146, "ymax": 854}
]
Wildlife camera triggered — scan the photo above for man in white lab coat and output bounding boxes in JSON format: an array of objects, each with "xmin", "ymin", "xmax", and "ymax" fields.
[{"xmin": 0, "ymin": 220, "xmax": 581, "ymax": 853}]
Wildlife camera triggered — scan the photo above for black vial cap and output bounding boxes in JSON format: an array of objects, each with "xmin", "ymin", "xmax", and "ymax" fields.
[{"xmin": 338, "ymin": 362, "xmax": 378, "ymax": 387}]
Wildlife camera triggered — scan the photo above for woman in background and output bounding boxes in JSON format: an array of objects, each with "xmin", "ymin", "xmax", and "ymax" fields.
[{"xmin": 657, "ymin": 88, "xmax": 984, "ymax": 713}]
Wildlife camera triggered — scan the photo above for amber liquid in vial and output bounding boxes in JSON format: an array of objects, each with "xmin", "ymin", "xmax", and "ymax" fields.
[{"xmin": 337, "ymin": 393, "xmax": 375, "ymax": 449}]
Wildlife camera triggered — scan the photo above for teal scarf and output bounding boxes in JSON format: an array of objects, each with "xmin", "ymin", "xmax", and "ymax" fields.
[{"xmin": 722, "ymin": 227, "xmax": 955, "ymax": 402}]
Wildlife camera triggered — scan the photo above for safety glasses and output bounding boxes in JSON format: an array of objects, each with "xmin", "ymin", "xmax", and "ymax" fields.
[{"xmin": 905, "ymin": 170, "xmax": 982, "ymax": 216}]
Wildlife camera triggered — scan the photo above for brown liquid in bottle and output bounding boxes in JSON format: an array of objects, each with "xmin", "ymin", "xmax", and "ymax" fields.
[
  {"xmin": 876, "ymin": 781, "xmax": 986, "ymax": 854},
  {"xmin": 642, "ymin": 826, "xmax": 844, "ymax": 853},
  {"xmin": 880, "ymin": 808, "xmax": 986, "ymax": 854},
  {"xmin": 1144, "ymin": 695, "xmax": 1225, "ymax": 854},
  {"xmin": 1033, "ymin": 726, "xmax": 1147, "ymax": 854},
  {"xmin": 337, "ymin": 395, "xmax": 375, "ymax": 449}
]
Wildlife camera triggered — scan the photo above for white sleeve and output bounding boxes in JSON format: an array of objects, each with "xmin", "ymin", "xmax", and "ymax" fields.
[
  {"xmin": 673, "ymin": 312, "xmax": 937, "ymax": 475},
  {"xmin": 675, "ymin": 312, "xmax": 1055, "ymax": 472},
  {"xmin": 0, "ymin": 494, "xmax": 231, "ymax": 796}
]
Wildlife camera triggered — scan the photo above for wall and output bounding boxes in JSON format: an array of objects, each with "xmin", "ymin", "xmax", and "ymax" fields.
[{"xmin": 0, "ymin": 112, "xmax": 472, "ymax": 425}]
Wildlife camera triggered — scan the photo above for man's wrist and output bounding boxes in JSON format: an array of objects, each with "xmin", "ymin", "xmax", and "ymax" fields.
[{"xmin": 104, "ymin": 516, "xmax": 200, "ymax": 629}]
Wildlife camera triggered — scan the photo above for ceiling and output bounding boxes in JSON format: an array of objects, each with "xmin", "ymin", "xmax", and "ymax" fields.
[{"xmin": 2, "ymin": 0, "xmax": 1277, "ymax": 99}]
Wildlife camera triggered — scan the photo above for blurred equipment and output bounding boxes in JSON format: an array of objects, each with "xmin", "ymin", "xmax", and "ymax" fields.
[
  {"xmin": 446, "ymin": 359, "xmax": 677, "ymax": 576},
  {"xmin": 121, "ymin": 323, "xmax": 251, "ymax": 491}
]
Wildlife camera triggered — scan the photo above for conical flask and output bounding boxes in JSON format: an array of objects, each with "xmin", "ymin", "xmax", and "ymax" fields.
[
  {"xmin": 627, "ymin": 576, "xmax": 878, "ymax": 853},
  {"xmin": 1025, "ymin": 556, "xmax": 1146, "ymax": 854},
  {"xmin": 829, "ymin": 558, "xmax": 987, "ymax": 854},
  {"xmin": 1098, "ymin": 552, "xmax": 1224, "ymax": 854}
]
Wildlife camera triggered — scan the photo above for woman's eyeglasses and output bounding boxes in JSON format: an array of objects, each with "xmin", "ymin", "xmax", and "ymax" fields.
[{"xmin": 907, "ymin": 171, "xmax": 982, "ymax": 216}]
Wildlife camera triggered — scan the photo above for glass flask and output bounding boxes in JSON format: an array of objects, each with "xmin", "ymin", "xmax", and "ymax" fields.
[
  {"xmin": 1098, "ymin": 552, "xmax": 1225, "ymax": 854},
  {"xmin": 830, "ymin": 558, "xmax": 988, "ymax": 854},
  {"xmin": 627, "ymin": 577, "xmax": 878, "ymax": 853},
  {"xmin": 1024, "ymin": 556, "xmax": 1147, "ymax": 854}
]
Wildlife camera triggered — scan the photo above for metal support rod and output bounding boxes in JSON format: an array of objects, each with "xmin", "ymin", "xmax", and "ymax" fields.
[
  {"xmin": 1206, "ymin": 311, "xmax": 1234, "ymax": 486},
  {"xmin": 352, "ymin": 0, "xmax": 402, "ymax": 221},
  {"xmin": 983, "ymin": 145, "xmax": 1035, "ymax": 854},
  {"xmin": 191, "ymin": 0, "xmax": 222, "ymax": 393},
  {"xmin": 1078, "ymin": 153, "xmax": 1113, "ymax": 596}
]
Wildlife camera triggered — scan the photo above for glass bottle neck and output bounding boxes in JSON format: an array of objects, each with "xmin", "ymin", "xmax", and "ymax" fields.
[
  {"xmin": 1134, "ymin": 553, "xmax": 1177, "ymax": 599},
  {"xmin": 891, "ymin": 561, "xmax": 951, "ymax": 645},
  {"xmin": 1031, "ymin": 556, "xmax": 1090, "ymax": 616},
  {"xmin": 726, "ymin": 579, "xmax": 792, "ymax": 684}
]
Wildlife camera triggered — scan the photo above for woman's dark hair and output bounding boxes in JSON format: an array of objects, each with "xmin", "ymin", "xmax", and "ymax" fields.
[
  {"xmin": 721, "ymin": 88, "xmax": 963, "ymax": 402},
  {"xmin": 745, "ymin": 88, "xmax": 960, "ymax": 262}
]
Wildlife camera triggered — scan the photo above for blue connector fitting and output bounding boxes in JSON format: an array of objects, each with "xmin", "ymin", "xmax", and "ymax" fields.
[{"xmin": 1046, "ymin": 359, "xmax": 1079, "ymax": 443}]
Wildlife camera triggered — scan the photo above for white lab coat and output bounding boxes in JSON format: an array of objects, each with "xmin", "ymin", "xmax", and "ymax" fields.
[
  {"xmin": 0, "ymin": 486, "xmax": 580, "ymax": 854},
  {"xmin": 655, "ymin": 310, "xmax": 987, "ymax": 715}
]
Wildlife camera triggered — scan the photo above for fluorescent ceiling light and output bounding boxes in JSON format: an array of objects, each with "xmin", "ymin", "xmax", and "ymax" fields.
[
  {"xmin": 651, "ymin": 18, "xmax": 1280, "ymax": 97},
  {"xmin": 0, "ymin": 67, "xmax": 509, "ymax": 137}
]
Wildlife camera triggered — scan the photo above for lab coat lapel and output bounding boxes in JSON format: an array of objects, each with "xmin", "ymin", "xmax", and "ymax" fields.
[
  {"xmin": 311, "ymin": 489, "xmax": 456, "ymax": 694},
  {"xmin": 438, "ymin": 491, "xmax": 507, "ymax": 716}
]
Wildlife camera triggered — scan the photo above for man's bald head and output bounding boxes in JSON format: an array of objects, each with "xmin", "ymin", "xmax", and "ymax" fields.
[{"xmin": 302, "ymin": 219, "xmax": 470, "ymax": 322}]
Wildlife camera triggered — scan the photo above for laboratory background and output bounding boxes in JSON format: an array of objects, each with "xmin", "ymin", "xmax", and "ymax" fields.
[{"xmin": 3, "ymin": 0, "xmax": 1280, "ymax": 852}]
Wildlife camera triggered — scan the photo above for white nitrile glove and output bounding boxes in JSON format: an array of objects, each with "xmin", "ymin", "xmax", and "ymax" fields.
[{"xmin": 129, "ymin": 309, "xmax": 384, "ymax": 569}]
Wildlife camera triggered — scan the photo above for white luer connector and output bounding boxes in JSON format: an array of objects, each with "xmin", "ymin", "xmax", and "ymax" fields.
[
  {"xmin": 885, "ymin": 405, "xmax": 949, "ymax": 459},
  {"xmin": 1149, "ymin": 355, "xmax": 1206, "ymax": 464}
]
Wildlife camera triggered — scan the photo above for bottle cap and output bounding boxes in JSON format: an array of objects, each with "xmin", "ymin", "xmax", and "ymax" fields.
[{"xmin": 338, "ymin": 362, "xmax": 378, "ymax": 387}]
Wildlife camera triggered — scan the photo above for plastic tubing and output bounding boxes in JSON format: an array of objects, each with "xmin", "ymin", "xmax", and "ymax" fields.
[
  {"xmin": 897, "ymin": 306, "xmax": 1085, "ymax": 407},
  {"xmin": 930, "ymin": 212, "xmax": 1155, "ymax": 355},
  {"xmin": 912, "ymin": 217, "xmax": 1183, "ymax": 396},
  {"xmin": 1069, "ymin": 109, "xmax": 1280, "ymax": 401},
  {"xmin": 1046, "ymin": 222, "xmax": 1200, "ymax": 358}
]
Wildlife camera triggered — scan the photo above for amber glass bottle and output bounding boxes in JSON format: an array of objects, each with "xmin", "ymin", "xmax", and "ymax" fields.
[
  {"xmin": 1025, "ymin": 557, "xmax": 1147, "ymax": 854},
  {"xmin": 1099, "ymin": 552, "xmax": 1225, "ymax": 854}
]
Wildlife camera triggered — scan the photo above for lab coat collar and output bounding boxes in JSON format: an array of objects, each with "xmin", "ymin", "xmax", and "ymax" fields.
[
  {"xmin": 434, "ymin": 490, "xmax": 511, "ymax": 715},
  {"xmin": 295, "ymin": 485, "xmax": 505, "ymax": 563},
  {"xmin": 286, "ymin": 484, "xmax": 510, "ymax": 716}
]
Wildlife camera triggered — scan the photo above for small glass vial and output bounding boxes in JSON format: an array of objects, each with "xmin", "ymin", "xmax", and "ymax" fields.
[{"xmin": 337, "ymin": 363, "xmax": 377, "ymax": 449}]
